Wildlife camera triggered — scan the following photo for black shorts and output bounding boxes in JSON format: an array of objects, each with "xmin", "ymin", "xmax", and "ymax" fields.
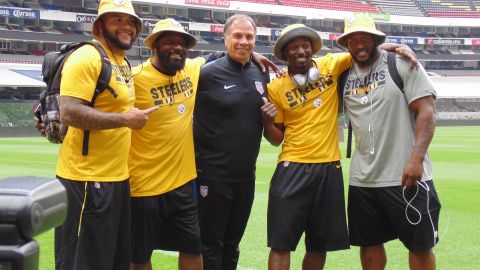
[
  {"xmin": 131, "ymin": 181, "xmax": 201, "ymax": 264},
  {"xmin": 54, "ymin": 177, "xmax": 131, "ymax": 270},
  {"xmin": 267, "ymin": 161, "xmax": 349, "ymax": 252},
  {"xmin": 348, "ymin": 180, "xmax": 441, "ymax": 251}
]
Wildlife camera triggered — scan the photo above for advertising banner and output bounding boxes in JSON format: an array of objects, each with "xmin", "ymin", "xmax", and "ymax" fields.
[
  {"xmin": 75, "ymin": 14, "xmax": 96, "ymax": 23},
  {"xmin": 185, "ymin": 0, "xmax": 230, "ymax": 8},
  {"xmin": 385, "ymin": 37, "xmax": 418, "ymax": 45},
  {"xmin": 426, "ymin": 38, "xmax": 464, "ymax": 45},
  {"xmin": 210, "ymin": 24, "xmax": 224, "ymax": 33},
  {"xmin": 0, "ymin": 7, "xmax": 40, "ymax": 19}
]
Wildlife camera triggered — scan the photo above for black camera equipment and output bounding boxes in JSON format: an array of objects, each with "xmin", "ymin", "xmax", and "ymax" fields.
[{"xmin": 0, "ymin": 177, "xmax": 67, "ymax": 270}]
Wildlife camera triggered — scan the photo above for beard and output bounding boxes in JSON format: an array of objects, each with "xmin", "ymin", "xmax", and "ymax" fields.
[
  {"xmin": 156, "ymin": 48, "xmax": 186, "ymax": 74},
  {"xmin": 101, "ymin": 24, "xmax": 134, "ymax": 51},
  {"xmin": 352, "ymin": 47, "xmax": 378, "ymax": 67}
]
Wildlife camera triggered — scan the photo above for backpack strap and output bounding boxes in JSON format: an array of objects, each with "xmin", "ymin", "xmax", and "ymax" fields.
[
  {"xmin": 338, "ymin": 67, "xmax": 350, "ymax": 114},
  {"xmin": 91, "ymin": 41, "xmax": 117, "ymax": 99},
  {"xmin": 346, "ymin": 121, "xmax": 353, "ymax": 158},
  {"xmin": 81, "ymin": 41, "xmax": 117, "ymax": 156},
  {"xmin": 338, "ymin": 67, "xmax": 354, "ymax": 158},
  {"xmin": 387, "ymin": 52, "xmax": 404, "ymax": 92}
]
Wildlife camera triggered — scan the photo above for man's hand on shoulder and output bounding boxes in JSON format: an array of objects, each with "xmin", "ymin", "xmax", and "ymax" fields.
[
  {"xmin": 379, "ymin": 43, "xmax": 419, "ymax": 71},
  {"xmin": 395, "ymin": 45, "xmax": 419, "ymax": 71},
  {"xmin": 252, "ymin": 52, "xmax": 284, "ymax": 76}
]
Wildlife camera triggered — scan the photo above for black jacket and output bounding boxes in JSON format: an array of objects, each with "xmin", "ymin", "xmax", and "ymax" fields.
[{"xmin": 193, "ymin": 54, "xmax": 269, "ymax": 182}]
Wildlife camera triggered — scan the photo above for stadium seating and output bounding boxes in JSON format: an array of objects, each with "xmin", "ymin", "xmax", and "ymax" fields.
[
  {"xmin": 236, "ymin": 0, "xmax": 379, "ymax": 12},
  {"xmin": 369, "ymin": 0, "xmax": 425, "ymax": 16},
  {"xmin": 281, "ymin": 0, "xmax": 379, "ymax": 12},
  {"xmin": 436, "ymin": 100, "xmax": 480, "ymax": 121},
  {"xmin": 0, "ymin": 54, "xmax": 43, "ymax": 64},
  {"xmin": 417, "ymin": 0, "xmax": 480, "ymax": 17},
  {"xmin": 426, "ymin": 10, "xmax": 480, "ymax": 18},
  {"xmin": 235, "ymin": 0, "xmax": 480, "ymax": 17},
  {"xmin": 236, "ymin": 0, "xmax": 278, "ymax": 4},
  {"xmin": 436, "ymin": 101, "xmax": 480, "ymax": 113}
]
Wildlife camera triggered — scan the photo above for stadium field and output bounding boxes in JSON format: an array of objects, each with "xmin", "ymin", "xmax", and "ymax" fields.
[{"xmin": 0, "ymin": 125, "xmax": 479, "ymax": 269}]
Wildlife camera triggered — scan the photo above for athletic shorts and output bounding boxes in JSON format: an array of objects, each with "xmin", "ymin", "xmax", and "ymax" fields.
[
  {"xmin": 131, "ymin": 181, "xmax": 201, "ymax": 264},
  {"xmin": 54, "ymin": 177, "xmax": 131, "ymax": 270},
  {"xmin": 348, "ymin": 180, "xmax": 441, "ymax": 251},
  {"xmin": 267, "ymin": 161, "xmax": 349, "ymax": 252}
]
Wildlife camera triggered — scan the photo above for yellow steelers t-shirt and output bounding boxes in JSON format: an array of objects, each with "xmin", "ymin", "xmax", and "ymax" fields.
[
  {"xmin": 129, "ymin": 57, "xmax": 206, "ymax": 197},
  {"xmin": 268, "ymin": 53, "xmax": 352, "ymax": 163},
  {"xmin": 56, "ymin": 41, "xmax": 135, "ymax": 182}
]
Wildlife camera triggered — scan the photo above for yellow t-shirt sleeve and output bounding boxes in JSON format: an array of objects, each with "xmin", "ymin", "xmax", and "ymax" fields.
[
  {"xmin": 319, "ymin": 53, "xmax": 353, "ymax": 76},
  {"xmin": 60, "ymin": 45, "xmax": 102, "ymax": 102},
  {"xmin": 193, "ymin": 56, "xmax": 207, "ymax": 68}
]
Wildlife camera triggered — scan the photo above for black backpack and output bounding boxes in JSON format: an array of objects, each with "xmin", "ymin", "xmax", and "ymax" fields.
[
  {"xmin": 36, "ymin": 41, "xmax": 120, "ymax": 155},
  {"xmin": 338, "ymin": 52, "xmax": 404, "ymax": 158}
]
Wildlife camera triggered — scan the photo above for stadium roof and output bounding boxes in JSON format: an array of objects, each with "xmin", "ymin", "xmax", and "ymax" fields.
[{"xmin": 0, "ymin": 64, "xmax": 45, "ymax": 88}]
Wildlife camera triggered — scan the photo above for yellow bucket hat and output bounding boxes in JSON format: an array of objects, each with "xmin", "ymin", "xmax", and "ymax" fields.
[
  {"xmin": 92, "ymin": 0, "xmax": 142, "ymax": 37},
  {"xmin": 143, "ymin": 18, "xmax": 197, "ymax": 50},
  {"xmin": 273, "ymin": 24, "xmax": 322, "ymax": 61},
  {"xmin": 337, "ymin": 13, "xmax": 386, "ymax": 48}
]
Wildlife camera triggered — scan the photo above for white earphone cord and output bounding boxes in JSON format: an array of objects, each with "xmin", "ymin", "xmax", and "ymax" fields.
[
  {"xmin": 402, "ymin": 181, "xmax": 438, "ymax": 249},
  {"xmin": 368, "ymin": 91, "xmax": 375, "ymax": 155}
]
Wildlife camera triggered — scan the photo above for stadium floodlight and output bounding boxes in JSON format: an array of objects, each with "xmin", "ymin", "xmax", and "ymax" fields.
[{"xmin": 0, "ymin": 177, "xmax": 68, "ymax": 270}]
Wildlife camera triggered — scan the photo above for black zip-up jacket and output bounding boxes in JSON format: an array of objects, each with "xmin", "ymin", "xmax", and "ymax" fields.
[{"xmin": 193, "ymin": 54, "xmax": 269, "ymax": 182}]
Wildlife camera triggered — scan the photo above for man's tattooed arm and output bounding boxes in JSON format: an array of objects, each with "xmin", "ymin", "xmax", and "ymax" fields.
[{"xmin": 59, "ymin": 96, "xmax": 158, "ymax": 131}]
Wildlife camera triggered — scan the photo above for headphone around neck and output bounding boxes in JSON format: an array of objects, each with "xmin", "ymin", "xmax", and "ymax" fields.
[{"xmin": 291, "ymin": 60, "xmax": 320, "ymax": 91}]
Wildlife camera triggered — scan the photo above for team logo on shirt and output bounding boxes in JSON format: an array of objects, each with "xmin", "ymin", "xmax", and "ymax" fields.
[
  {"xmin": 313, "ymin": 98, "xmax": 323, "ymax": 108},
  {"xmin": 200, "ymin": 185, "xmax": 208, "ymax": 197},
  {"xmin": 255, "ymin": 81, "xmax": 265, "ymax": 95},
  {"xmin": 360, "ymin": 96, "xmax": 369, "ymax": 105},
  {"xmin": 177, "ymin": 104, "xmax": 186, "ymax": 115}
]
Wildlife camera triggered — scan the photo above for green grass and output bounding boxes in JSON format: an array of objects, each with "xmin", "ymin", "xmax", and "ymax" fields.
[{"xmin": 1, "ymin": 126, "xmax": 479, "ymax": 269}]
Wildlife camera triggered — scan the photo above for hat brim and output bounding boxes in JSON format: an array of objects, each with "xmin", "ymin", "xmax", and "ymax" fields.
[
  {"xmin": 143, "ymin": 30, "xmax": 197, "ymax": 50},
  {"xmin": 337, "ymin": 29, "xmax": 386, "ymax": 48},
  {"xmin": 92, "ymin": 12, "xmax": 143, "ymax": 37},
  {"xmin": 274, "ymin": 27, "xmax": 322, "ymax": 61}
]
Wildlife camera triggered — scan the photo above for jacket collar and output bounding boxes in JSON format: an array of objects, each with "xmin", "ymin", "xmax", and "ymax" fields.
[{"xmin": 226, "ymin": 54, "xmax": 252, "ymax": 70}]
